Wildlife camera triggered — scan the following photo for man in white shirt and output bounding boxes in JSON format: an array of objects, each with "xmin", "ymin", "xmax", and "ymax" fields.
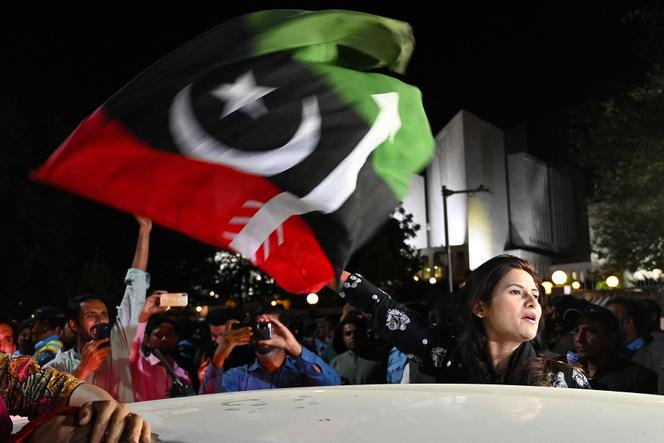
[{"xmin": 45, "ymin": 216, "xmax": 151, "ymax": 402}]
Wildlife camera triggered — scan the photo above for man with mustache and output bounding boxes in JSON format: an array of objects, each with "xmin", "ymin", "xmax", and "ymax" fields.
[{"xmin": 201, "ymin": 310, "xmax": 340, "ymax": 392}]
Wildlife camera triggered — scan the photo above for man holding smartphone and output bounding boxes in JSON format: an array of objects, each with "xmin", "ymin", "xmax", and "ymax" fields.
[
  {"xmin": 201, "ymin": 309, "xmax": 340, "ymax": 393},
  {"xmin": 44, "ymin": 215, "xmax": 152, "ymax": 402}
]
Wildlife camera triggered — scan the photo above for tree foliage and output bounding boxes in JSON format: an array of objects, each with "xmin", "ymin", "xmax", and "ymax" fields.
[
  {"xmin": 347, "ymin": 205, "xmax": 421, "ymax": 295},
  {"xmin": 192, "ymin": 205, "xmax": 422, "ymax": 306},
  {"xmin": 570, "ymin": 66, "xmax": 664, "ymax": 272}
]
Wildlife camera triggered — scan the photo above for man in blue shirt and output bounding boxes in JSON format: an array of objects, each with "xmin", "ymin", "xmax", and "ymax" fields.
[{"xmin": 202, "ymin": 311, "xmax": 340, "ymax": 393}]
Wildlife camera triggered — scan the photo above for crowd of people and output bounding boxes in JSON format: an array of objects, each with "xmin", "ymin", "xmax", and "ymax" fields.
[{"xmin": 2, "ymin": 217, "xmax": 663, "ymax": 440}]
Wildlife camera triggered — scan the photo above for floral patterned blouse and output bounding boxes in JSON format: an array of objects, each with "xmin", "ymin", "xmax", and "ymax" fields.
[{"xmin": 1, "ymin": 353, "xmax": 83, "ymax": 438}]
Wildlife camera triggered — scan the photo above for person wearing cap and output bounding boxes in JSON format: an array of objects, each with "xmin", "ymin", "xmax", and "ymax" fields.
[
  {"xmin": 31, "ymin": 306, "xmax": 65, "ymax": 366},
  {"xmin": 566, "ymin": 303, "xmax": 657, "ymax": 394}
]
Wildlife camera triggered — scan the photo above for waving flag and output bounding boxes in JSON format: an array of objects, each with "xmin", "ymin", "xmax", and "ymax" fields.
[{"xmin": 32, "ymin": 10, "xmax": 434, "ymax": 293}]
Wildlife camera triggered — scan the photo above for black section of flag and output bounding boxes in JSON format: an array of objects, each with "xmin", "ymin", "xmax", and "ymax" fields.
[
  {"xmin": 104, "ymin": 52, "xmax": 372, "ymax": 199},
  {"xmin": 302, "ymin": 159, "xmax": 399, "ymax": 274}
]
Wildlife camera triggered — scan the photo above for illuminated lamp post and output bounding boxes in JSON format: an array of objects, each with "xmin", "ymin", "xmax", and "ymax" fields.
[
  {"xmin": 551, "ymin": 270, "xmax": 568, "ymax": 286},
  {"xmin": 606, "ymin": 275, "xmax": 620, "ymax": 288},
  {"xmin": 306, "ymin": 293, "xmax": 319, "ymax": 305}
]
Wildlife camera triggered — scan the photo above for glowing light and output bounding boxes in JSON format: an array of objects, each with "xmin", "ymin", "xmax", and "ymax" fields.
[
  {"xmin": 270, "ymin": 300, "xmax": 277, "ymax": 307},
  {"xmin": 606, "ymin": 275, "xmax": 620, "ymax": 288},
  {"xmin": 571, "ymin": 281, "xmax": 581, "ymax": 290},
  {"xmin": 551, "ymin": 270, "xmax": 568, "ymax": 285},
  {"xmin": 306, "ymin": 293, "xmax": 319, "ymax": 305},
  {"xmin": 541, "ymin": 281, "xmax": 553, "ymax": 295},
  {"xmin": 429, "ymin": 277, "xmax": 437, "ymax": 285},
  {"xmin": 195, "ymin": 306, "xmax": 203, "ymax": 312},
  {"xmin": 209, "ymin": 291, "xmax": 215, "ymax": 296},
  {"xmin": 413, "ymin": 275, "xmax": 420, "ymax": 282}
]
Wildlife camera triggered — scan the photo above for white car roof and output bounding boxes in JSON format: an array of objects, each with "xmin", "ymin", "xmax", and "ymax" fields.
[{"xmin": 130, "ymin": 384, "xmax": 664, "ymax": 442}]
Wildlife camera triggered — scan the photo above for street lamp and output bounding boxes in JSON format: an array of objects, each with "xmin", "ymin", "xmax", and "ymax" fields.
[
  {"xmin": 306, "ymin": 293, "xmax": 319, "ymax": 305},
  {"xmin": 442, "ymin": 184, "xmax": 490, "ymax": 292},
  {"xmin": 606, "ymin": 275, "xmax": 620, "ymax": 288},
  {"xmin": 551, "ymin": 270, "xmax": 568, "ymax": 285}
]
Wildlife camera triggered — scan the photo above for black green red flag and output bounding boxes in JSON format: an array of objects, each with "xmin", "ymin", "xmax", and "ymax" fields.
[{"xmin": 32, "ymin": 10, "xmax": 434, "ymax": 293}]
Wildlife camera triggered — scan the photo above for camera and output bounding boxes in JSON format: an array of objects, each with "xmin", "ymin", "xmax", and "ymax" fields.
[
  {"xmin": 231, "ymin": 321, "xmax": 272, "ymax": 340},
  {"xmin": 95, "ymin": 323, "xmax": 112, "ymax": 348}
]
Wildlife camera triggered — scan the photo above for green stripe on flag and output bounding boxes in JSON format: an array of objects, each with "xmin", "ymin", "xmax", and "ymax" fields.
[
  {"xmin": 247, "ymin": 10, "xmax": 414, "ymax": 74},
  {"xmin": 308, "ymin": 63, "xmax": 434, "ymax": 200},
  {"xmin": 243, "ymin": 9, "xmax": 433, "ymax": 199}
]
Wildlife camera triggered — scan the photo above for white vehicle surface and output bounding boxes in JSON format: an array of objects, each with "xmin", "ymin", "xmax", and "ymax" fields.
[{"xmin": 129, "ymin": 384, "xmax": 664, "ymax": 442}]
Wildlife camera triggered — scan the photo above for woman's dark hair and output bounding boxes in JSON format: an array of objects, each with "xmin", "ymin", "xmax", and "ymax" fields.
[{"xmin": 452, "ymin": 255, "xmax": 542, "ymax": 382}]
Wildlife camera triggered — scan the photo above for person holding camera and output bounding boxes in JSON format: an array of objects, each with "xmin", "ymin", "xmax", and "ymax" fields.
[
  {"xmin": 44, "ymin": 215, "xmax": 152, "ymax": 402},
  {"xmin": 201, "ymin": 311, "xmax": 340, "ymax": 393}
]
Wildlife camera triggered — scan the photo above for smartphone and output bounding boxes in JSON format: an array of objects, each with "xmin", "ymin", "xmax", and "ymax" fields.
[
  {"xmin": 95, "ymin": 323, "xmax": 112, "ymax": 348},
  {"xmin": 159, "ymin": 292, "xmax": 189, "ymax": 307},
  {"xmin": 232, "ymin": 321, "xmax": 272, "ymax": 340}
]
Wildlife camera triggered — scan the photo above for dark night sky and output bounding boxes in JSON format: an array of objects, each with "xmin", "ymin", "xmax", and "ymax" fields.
[
  {"xmin": 1, "ymin": 3, "xmax": 652, "ymax": 316},
  {"xmin": 5, "ymin": 3, "xmax": 645, "ymax": 160}
]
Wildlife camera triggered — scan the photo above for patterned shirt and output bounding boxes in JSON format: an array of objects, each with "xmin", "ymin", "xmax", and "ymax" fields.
[{"xmin": 1, "ymin": 354, "xmax": 83, "ymax": 438}]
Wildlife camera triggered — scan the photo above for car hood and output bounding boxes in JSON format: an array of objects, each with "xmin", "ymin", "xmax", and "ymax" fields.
[{"xmin": 129, "ymin": 384, "xmax": 664, "ymax": 442}]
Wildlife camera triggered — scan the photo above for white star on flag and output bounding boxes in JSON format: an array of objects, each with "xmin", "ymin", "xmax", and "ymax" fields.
[{"xmin": 210, "ymin": 71, "xmax": 276, "ymax": 120}]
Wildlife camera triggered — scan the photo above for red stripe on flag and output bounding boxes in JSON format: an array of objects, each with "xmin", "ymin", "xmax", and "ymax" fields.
[{"xmin": 32, "ymin": 108, "xmax": 334, "ymax": 293}]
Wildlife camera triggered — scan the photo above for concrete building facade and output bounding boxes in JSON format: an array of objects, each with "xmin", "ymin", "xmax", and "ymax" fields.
[{"xmin": 402, "ymin": 110, "xmax": 590, "ymax": 285}]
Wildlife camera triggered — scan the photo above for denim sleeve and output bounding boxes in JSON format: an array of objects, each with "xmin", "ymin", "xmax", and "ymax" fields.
[
  {"xmin": 294, "ymin": 347, "xmax": 340, "ymax": 386},
  {"xmin": 200, "ymin": 362, "xmax": 224, "ymax": 394},
  {"xmin": 221, "ymin": 367, "xmax": 243, "ymax": 392},
  {"xmin": 387, "ymin": 347, "xmax": 408, "ymax": 384}
]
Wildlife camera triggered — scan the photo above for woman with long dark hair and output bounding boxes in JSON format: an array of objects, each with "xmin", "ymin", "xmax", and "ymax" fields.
[{"xmin": 335, "ymin": 255, "xmax": 589, "ymax": 388}]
